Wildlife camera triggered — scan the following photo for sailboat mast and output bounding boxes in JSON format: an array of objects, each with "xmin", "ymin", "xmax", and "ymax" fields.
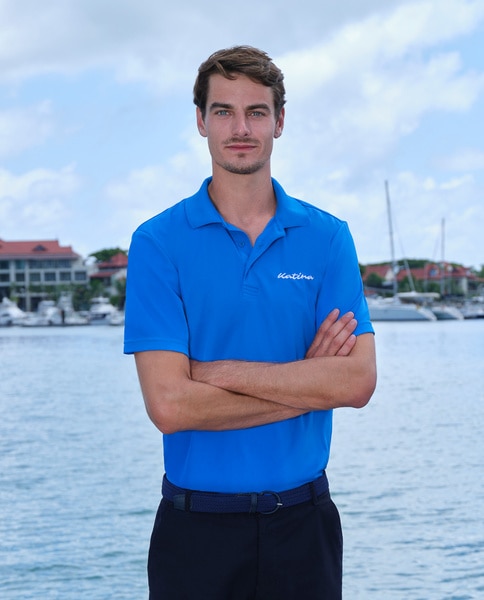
[
  {"xmin": 440, "ymin": 217, "xmax": 445, "ymax": 297},
  {"xmin": 385, "ymin": 180, "xmax": 398, "ymax": 296}
]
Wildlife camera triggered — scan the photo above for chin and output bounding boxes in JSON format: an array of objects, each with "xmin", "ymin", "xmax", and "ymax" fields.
[{"xmin": 222, "ymin": 161, "xmax": 266, "ymax": 175}]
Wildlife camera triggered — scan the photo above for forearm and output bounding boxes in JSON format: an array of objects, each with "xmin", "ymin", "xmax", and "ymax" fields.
[
  {"xmin": 159, "ymin": 383, "xmax": 306, "ymax": 433},
  {"xmin": 191, "ymin": 334, "xmax": 376, "ymax": 411},
  {"xmin": 135, "ymin": 351, "xmax": 306, "ymax": 434}
]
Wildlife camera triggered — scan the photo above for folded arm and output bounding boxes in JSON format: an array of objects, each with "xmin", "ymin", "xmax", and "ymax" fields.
[
  {"xmin": 134, "ymin": 309, "xmax": 373, "ymax": 434},
  {"xmin": 191, "ymin": 332, "xmax": 376, "ymax": 412},
  {"xmin": 135, "ymin": 349, "xmax": 307, "ymax": 434}
]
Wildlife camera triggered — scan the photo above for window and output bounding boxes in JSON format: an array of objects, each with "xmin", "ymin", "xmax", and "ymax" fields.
[
  {"xmin": 15, "ymin": 273, "xmax": 25, "ymax": 282},
  {"xmin": 59, "ymin": 272, "xmax": 72, "ymax": 282},
  {"xmin": 74, "ymin": 271, "xmax": 87, "ymax": 281},
  {"xmin": 15, "ymin": 260, "xmax": 26, "ymax": 270},
  {"xmin": 44, "ymin": 272, "xmax": 56, "ymax": 282},
  {"xmin": 29, "ymin": 272, "xmax": 41, "ymax": 282},
  {"xmin": 0, "ymin": 261, "xmax": 9, "ymax": 270},
  {"xmin": 0, "ymin": 273, "xmax": 9, "ymax": 282}
]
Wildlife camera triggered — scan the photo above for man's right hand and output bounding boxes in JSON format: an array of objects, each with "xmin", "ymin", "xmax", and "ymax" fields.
[{"xmin": 305, "ymin": 309, "xmax": 357, "ymax": 359}]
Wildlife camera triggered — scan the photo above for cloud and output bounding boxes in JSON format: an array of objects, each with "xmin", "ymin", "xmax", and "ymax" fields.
[
  {"xmin": 374, "ymin": 172, "xmax": 482, "ymax": 263},
  {"xmin": 438, "ymin": 148, "xmax": 484, "ymax": 171},
  {"xmin": 0, "ymin": 102, "xmax": 53, "ymax": 158},
  {"xmin": 0, "ymin": 0, "xmax": 412, "ymax": 87},
  {"xmin": 278, "ymin": 0, "xmax": 484, "ymax": 92},
  {"xmin": 277, "ymin": 1, "xmax": 484, "ymax": 180},
  {"xmin": 0, "ymin": 165, "xmax": 80, "ymax": 236},
  {"xmin": 104, "ymin": 131, "xmax": 211, "ymax": 242},
  {"xmin": 0, "ymin": 0, "xmax": 482, "ymax": 267}
]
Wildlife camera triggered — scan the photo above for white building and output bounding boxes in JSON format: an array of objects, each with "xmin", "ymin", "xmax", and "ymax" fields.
[{"xmin": 0, "ymin": 239, "xmax": 88, "ymax": 311}]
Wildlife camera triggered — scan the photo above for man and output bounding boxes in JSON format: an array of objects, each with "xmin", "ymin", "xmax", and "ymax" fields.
[{"xmin": 124, "ymin": 45, "xmax": 376, "ymax": 600}]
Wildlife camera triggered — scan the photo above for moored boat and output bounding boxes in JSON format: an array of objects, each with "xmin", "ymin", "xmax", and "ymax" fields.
[
  {"xmin": 21, "ymin": 294, "xmax": 89, "ymax": 327},
  {"xmin": 430, "ymin": 304, "xmax": 464, "ymax": 320},
  {"xmin": 88, "ymin": 296, "xmax": 119, "ymax": 325},
  {"xmin": 460, "ymin": 298, "xmax": 484, "ymax": 319},
  {"xmin": 367, "ymin": 296, "xmax": 437, "ymax": 321},
  {"xmin": 396, "ymin": 291, "xmax": 463, "ymax": 321},
  {"xmin": 0, "ymin": 297, "xmax": 27, "ymax": 326}
]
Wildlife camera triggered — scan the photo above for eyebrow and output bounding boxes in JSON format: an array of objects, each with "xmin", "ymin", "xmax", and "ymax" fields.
[{"xmin": 209, "ymin": 102, "xmax": 272, "ymax": 112}]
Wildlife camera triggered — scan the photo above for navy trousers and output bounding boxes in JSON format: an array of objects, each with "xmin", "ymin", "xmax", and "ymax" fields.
[{"xmin": 147, "ymin": 490, "xmax": 343, "ymax": 599}]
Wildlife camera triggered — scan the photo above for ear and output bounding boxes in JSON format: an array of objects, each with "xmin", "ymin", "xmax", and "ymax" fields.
[
  {"xmin": 274, "ymin": 107, "xmax": 285, "ymax": 139},
  {"xmin": 196, "ymin": 107, "xmax": 207, "ymax": 137}
]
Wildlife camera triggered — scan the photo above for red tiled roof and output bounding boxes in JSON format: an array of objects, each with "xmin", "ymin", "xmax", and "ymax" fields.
[
  {"xmin": 0, "ymin": 239, "xmax": 80, "ymax": 259},
  {"xmin": 364, "ymin": 262, "xmax": 476, "ymax": 282},
  {"xmin": 97, "ymin": 252, "xmax": 128, "ymax": 269}
]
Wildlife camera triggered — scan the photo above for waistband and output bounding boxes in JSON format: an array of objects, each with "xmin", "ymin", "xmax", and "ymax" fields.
[{"xmin": 162, "ymin": 472, "xmax": 329, "ymax": 515}]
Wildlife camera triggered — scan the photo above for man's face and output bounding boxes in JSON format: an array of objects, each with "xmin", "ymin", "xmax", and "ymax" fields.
[{"xmin": 196, "ymin": 73, "xmax": 284, "ymax": 176}]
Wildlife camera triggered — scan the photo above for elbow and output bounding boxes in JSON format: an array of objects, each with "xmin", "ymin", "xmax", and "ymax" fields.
[
  {"xmin": 350, "ymin": 368, "xmax": 377, "ymax": 409},
  {"xmin": 151, "ymin": 413, "xmax": 180, "ymax": 436},
  {"xmin": 343, "ymin": 332, "xmax": 377, "ymax": 409},
  {"xmin": 143, "ymin": 387, "xmax": 185, "ymax": 435},
  {"xmin": 148, "ymin": 406, "xmax": 182, "ymax": 435}
]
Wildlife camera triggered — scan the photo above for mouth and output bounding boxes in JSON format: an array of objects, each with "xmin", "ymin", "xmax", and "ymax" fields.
[{"xmin": 225, "ymin": 139, "xmax": 258, "ymax": 152}]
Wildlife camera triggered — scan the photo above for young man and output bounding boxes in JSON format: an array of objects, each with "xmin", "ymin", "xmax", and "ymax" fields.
[{"xmin": 124, "ymin": 46, "xmax": 376, "ymax": 600}]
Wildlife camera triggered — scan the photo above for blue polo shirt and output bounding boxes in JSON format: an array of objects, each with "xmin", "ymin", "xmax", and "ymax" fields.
[{"xmin": 124, "ymin": 178, "xmax": 373, "ymax": 492}]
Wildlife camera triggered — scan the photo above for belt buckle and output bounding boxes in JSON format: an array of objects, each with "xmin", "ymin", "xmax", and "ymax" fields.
[{"xmin": 259, "ymin": 490, "xmax": 283, "ymax": 515}]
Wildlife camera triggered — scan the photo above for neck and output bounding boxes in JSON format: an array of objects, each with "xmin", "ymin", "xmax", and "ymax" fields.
[{"xmin": 208, "ymin": 169, "xmax": 276, "ymax": 244}]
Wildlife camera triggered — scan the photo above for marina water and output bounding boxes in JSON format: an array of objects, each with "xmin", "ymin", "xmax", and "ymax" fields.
[{"xmin": 1, "ymin": 320, "xmax": 483, "ymax": 599}]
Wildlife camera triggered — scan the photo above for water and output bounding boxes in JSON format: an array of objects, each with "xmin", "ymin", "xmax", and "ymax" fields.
[
  {"xmin": 0, "ymin": 321, "xmax": 483, "ymax": 599},
  {"xmin": 331, "ymin": 320, "xmax": 484, "ymax": 599},
  {"xmin": 0, "ymin": 326, "xmax": 161, "ymax": 599}
]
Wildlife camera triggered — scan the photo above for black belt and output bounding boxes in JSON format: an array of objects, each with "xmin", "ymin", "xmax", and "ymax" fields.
[{"xmin": 162, "ymin": 472, "xmax": 328, "ymax": 515}]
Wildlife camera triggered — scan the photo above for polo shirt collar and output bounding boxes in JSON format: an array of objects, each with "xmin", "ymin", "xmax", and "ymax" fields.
[
  {"xmin": 185, "ymin": 177, "xmax": 310, "ymax": 230},
  {"xmin": 272, "ymin": 179, "xmax": 310, "ymax": 229},
  {"xmin": 185, "ymin": 178, "xmax": 222, "ymax": 228}
]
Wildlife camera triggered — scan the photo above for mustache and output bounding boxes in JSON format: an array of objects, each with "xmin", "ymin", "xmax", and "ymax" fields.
[{"xmin": 224, "ymin": 138, "xmax": 259, "ymax": 145}]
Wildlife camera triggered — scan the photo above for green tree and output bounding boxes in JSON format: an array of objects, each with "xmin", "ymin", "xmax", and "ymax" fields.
[
  {"xmin": 405, "ymin": 259, "xmax": 428, "ymax": 269},
  {"xmin": 365, "ymin": 273, "xmax": 384, "ymax": 288},
  {"xmin": 72, "ymin": 285, "xmax": 93, "ymax": 311},
  {"xmin": 110, "ymin": 278, "xmax": 126, "ymax": 309},
  {"xmin": 89, "ymin": 248, "xmax": 127, "ymax": 263}
]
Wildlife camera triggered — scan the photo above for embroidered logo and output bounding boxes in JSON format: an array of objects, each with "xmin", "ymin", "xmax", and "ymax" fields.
[{"xmin": 278, "ymin": 272, "xmax": 314, "ymax": 281}]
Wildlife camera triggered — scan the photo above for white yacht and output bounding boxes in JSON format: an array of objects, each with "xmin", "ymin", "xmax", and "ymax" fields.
[
  {"xmin": 88, "ymin": 296, "xmax": 119, "ymax": 325},
  {"xmin": 0, "ymin": 297, "xmax": 26, "ymax": 326},
  {"xmin": 430, "ymin": 304, "xmax": 464, "ymax": 320},
  {"xmin": 367, "ymin": 296, "xmax": 437, "ymax": 321}
]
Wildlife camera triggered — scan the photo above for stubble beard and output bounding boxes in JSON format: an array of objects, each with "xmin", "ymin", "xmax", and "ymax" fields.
[{"xmin": 220, "ymin": 156, "xmax": 267, "ymax": 176}]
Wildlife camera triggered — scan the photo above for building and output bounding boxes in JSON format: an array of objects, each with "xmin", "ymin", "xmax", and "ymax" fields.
[
  {"xmin": 363, "ymin": 261, "xmax": 479, "ymax": 296},
  {"xmin": 0, "ymin": 239, "xmax": 88, "ymax": 311},
  {"xmin": 89, "ymin": 252, "xmax": 127, "ymax": 296}
]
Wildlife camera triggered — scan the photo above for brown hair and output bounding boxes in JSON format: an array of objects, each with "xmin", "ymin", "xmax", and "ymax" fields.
[{"xmin": 193, "ymin": 46, "xmax": 286, "ymax": 119}]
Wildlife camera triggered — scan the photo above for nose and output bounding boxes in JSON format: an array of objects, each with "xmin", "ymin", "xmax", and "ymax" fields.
[{"xmin": 232, "ymin": 113, "xmax": 251, "ymax": 137}]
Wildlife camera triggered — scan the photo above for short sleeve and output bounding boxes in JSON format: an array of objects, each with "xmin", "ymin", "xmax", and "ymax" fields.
[
  {"xmin": 123, "ymin": 228, "xmax": 189, "ymax": 355},
  {"xmin": 317, "ymin": 222, "xmax": 374, "ymax": 336}
]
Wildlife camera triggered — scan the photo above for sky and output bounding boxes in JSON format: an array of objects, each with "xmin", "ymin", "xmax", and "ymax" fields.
[{"xmin": 0, "ymin": 0, "xmax": 483, "ymax": 268}]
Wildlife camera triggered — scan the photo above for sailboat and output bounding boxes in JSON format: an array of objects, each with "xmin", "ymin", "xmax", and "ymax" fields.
[
  {"xmin": 367, "ymin": 181, "xmax": 437, "ymax": 322},
  {"xmin": 428, "ymin": 219, "xmax": 463, "ymax": 320}
]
